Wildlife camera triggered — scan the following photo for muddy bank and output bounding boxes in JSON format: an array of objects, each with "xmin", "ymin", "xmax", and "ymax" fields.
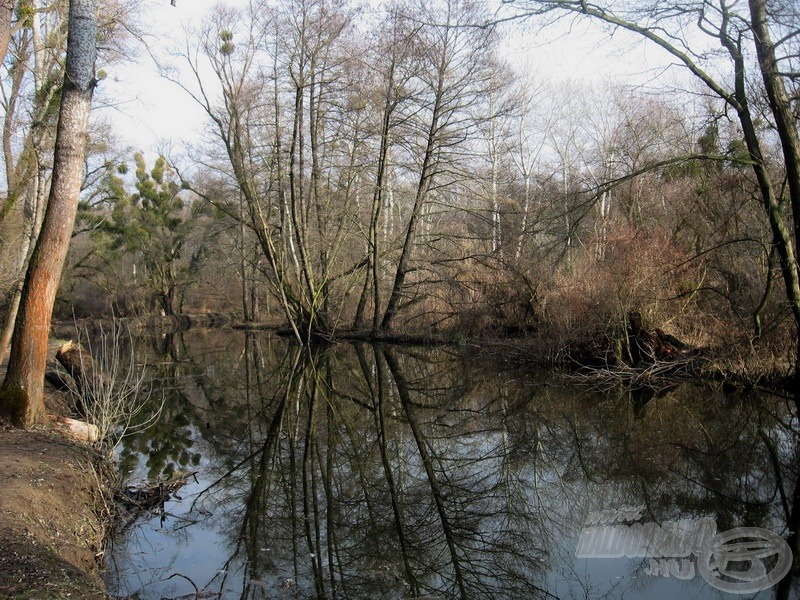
[{"xmin": 0, "ymin": 427, "xmax": 108, "ymax": 599}]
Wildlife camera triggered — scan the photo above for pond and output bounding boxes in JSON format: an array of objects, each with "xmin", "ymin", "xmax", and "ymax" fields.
[{"xmin": 104, "ymin": 328, "xmax": 799, "ymax": 599}]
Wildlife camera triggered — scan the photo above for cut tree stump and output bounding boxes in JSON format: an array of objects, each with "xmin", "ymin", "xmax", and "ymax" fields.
[{"xmin": 55, "ymin": 340, "xmax": 97, "ymax": 415}]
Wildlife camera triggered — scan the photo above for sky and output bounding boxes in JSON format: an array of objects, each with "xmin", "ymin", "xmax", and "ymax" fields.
[
  {"xmin": 96, "ymin": 0, "xmax": 677, "ymax": 156},
  {"xmin": 95, "ymin": 0, "xmax": 225, "ymax": 155}
]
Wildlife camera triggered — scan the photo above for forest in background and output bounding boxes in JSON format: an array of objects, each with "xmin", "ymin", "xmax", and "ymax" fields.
[{"xmin": 1, "ymin": 0, "xmax": 799, "ymax": 379}]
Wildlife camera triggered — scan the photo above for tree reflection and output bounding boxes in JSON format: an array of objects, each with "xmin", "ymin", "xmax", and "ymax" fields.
[
  {"xmin": 108, "ymin": 331, "xmax": 800, "ymax": 600},
  {"xmin": 115, "ymin": 332, "xmax": 201, "ymax": 480}
]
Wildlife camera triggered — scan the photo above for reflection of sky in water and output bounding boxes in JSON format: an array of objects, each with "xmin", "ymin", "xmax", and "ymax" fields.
[
  {"xmin": 105, "ymin": 331, "xmax": 799, "ymax": 600},
  {"xmin": 107, "ymin": 446, "xmax": 248, "ymax": 598}
]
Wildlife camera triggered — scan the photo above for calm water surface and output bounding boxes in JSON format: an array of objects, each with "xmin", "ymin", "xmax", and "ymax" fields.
[{"xmin": 104, "ymin": 329, "xmax": 800, "ymax": 599}]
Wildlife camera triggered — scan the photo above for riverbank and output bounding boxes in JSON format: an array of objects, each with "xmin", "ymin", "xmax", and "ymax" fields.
[
  {"xmin": 0, "ymin": 346, "xmax": 109, "ymax": 599},
  {"xmin": 0, "ymin": 428, "xmax": 108, "ymax": 599},
  {"xmin": 63, "ymin": 310, "xmax": 797, "ymax": 390}
]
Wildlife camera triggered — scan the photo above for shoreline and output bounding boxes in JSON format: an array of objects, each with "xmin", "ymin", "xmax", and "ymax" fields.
[{"xmin": 0, "ymin": 316, "xmax": 793, "ymax": 599}]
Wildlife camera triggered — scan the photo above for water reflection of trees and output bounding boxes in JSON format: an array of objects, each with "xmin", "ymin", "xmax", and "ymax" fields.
[
  {"xmin": 189, "ymin": 340, "xmax": 554, "ymax": 599},
  {"xmin": 115, "ymin": 331, "xmax": 202, "ymax": 480},
  {"xmin": 111, "ymin": 331, "xmax": 800, "ymax": 599}
]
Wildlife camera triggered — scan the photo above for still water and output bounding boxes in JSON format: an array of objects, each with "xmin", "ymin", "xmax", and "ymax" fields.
[{"xmin": 105, "ymin": 328, "xmax": 799, "ymax": 599}]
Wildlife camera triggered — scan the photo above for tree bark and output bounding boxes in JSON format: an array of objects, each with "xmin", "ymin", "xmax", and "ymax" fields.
[
  {"xmin": 0, "ymin": 1, "xmax": 61, "ymax": 361},
  {"xmin": 748, "ymin": 0, "xmax": 800, "ymax": 380},
  {"xmin": 0, "ymin": 0, "xmax": 96, "ymax": 428},
  {"xmin": 0, "ymin": 0, "xmax": 13, "ymax": 67}
]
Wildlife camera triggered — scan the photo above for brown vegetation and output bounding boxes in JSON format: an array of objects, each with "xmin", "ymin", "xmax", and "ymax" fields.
[{"xmin": 0, "ymin": 0, "xmax": 797, "ymax": 406}]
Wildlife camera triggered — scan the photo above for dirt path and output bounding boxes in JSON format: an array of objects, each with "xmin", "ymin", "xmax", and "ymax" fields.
[
  {"xmin": 0, "ymin": 428, "xmax": 108, "ymax": 599},
  {"xmin": 0, "ymin": 342, "xmax": 109, "ymax": 599}
]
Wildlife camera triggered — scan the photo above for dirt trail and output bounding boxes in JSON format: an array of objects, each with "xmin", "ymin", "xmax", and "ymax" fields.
[{"xmin": 0, "ymin": 342, "xmax": 109, "ymax": 599}]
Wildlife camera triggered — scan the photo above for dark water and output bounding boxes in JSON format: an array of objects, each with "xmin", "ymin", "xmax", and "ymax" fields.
[{"xmin": 105, "ymin": 329, "xmax": 800, "ymax": 599}]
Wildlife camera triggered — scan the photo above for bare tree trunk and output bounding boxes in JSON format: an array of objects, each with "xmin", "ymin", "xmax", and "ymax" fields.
[
  {"xmin": 380, "ymin": 132, "xmax": 437, "ymax": 330},
  {"xmin": 380, "ymin": 1, "xmax": 496, "ymax": 331},
  {"xmin": 0, "ymin": 156, "xmax": 49, "ymax": 361},
  {"xmin": 369, "ymin": 49, "xmax": 404, "ymax": 333},
  {"xmin": 484, "ymin": 102, "xmax": 503, "ymax": 257},
  {"xmin": 381, "ymin": 41, "xmax": 444, "ymax": 331},
  {"xmin": 748, "ymin": 0, "xmax": 800, "ymax": 237},
  {"xmin": 515, "ymin": 172, "xmax": 531, "ymax": 261},
  {"xmin": 0, "ymin": 0, "xmax": 63, "ymax": 361},
  {"xmin": 718, "ymin": 9, "xmax": 800, "ymax": 381},
  {"xmin": 0, "ymin": 0, "xmax": 96, "ymax": 428},
  {"xmin": 748, "ymin": 0, "xmax": 800, "ymax": 380},
  {"xmin": 0, "ymin": 0, "xmax": 13, "ymax": 67}
]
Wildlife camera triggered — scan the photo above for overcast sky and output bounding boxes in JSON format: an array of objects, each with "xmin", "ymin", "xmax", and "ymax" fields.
[{"xmin": 95, "ymin": 0, "xmax": 675, "ymax": 156}]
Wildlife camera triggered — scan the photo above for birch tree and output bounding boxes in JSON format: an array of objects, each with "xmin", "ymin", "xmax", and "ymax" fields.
[
  {"xmin": 475, "ymin": 69, "xmax": 518, "ymax": 259},
  {"xmin": 508, "ymin": 77, "xmax": 553, "ymax": 263}
]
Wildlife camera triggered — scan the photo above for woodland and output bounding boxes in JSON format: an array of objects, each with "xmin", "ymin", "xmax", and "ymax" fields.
[{"xmin": 2, "ymin": 0, "xmax": 800, "ymax": 426}]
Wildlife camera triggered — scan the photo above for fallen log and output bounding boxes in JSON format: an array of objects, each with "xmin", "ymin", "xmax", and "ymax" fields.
[{"xmin": 52, "ymin": 415, "xmax": 99, "ymax": 443}]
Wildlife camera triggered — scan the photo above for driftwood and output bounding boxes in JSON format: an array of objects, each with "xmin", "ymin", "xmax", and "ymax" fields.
[
  {"xmin": 114, "ymin": 470, "xmax": 198, "ymax": 531},
  {"xmin": 565, "ymin": 312, "xmax": 703, "ymax": 392},
  {"xmin": 116, "ymin": 470, "xmax": 196, "ymax": 510}
]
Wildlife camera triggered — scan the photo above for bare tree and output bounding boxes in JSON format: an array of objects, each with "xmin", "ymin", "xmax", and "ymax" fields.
[
  {"xmin": 0, "ymin": 0, "xmax": 97, "ymax": 428},
  {"xmin": 474, "ymin": 65, "xmax": 519, "ymax": 260},
  {"xmin": 507, "ymin": 76, "xmax": 554, "ymax": 263},
  {"xmin": 380, "ymin": 0, "xmax": 500, "ymax": 330},
  {"xmin": 353, "ymin": 2, "xmax": 420, "ymax": 333},
  {"xmin": 171, "ymin": 0, "xmax": 367, "ymax": 341},
  {"xmin": 502, "ymin": 0, "xmax": 800, "ymax": 377}
]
